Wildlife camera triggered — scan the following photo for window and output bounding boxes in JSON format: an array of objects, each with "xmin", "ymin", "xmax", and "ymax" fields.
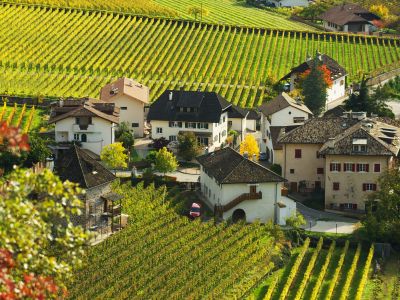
[
  {"xmin": 228, "ymin": 121, "xmax": 232, "ymax": 127},
  {"xmin": 169, "ymin": 135, "xmax": 177, "ymax": 142},
  {"xmin": 294, "ymin": 149, "xmax": 302, "ymax": 158},
  {"xmin": 197, "ymin": 123, "xmax": 209, "ymax": 129},
  {"xmin": 363, "ymin": 183, "xmax": 377, "ymax": 191},
  {"xmin": 357, "ymin": 163, "xmax": 369, "ymax": 172},
  {"xmin": 250, "ymin": 185, "xmax": 257, "ymax": 194},
  {"xmin": 344, "ymin": 163, "xmax": 355, "ymax": 172},
  {"xmin": 156, "ymin": 127, "xmax": 162, "ymax": 134},
  {"xmin": 333, "ymin": 182, "xmax": 340, "ymax": 191},
  {"xmin": 132, "ymin": 123, "xmax": 139, "ymax": 128},
  {"xmin": 81, "ymin": 134, "xmax": 87, "ymax": 142},
  {"xmin": 222, "ymin": 130, "xmax": 226, "ymax": 137},
  {"xmin": 317, "ymin": 168, "xmax": 324, "ymax": 174},
  {"xmin": 352, "ymin": 144, "xmax": 367, "ymax": 152},
  {"xmin": 340, "ymin": 80, "xmax": 344, "ymax": 86},
  {"xmin": 75, "ymin": 117, "xmax": 80, "ymax": 125},
  {"xmin": 290, "ymin": 169, "xmax": 295, "ymax": 174},
  {"xmin": 223, "ymin": 116, "xmax": 226, "ymax": 123},
  {"xmin": 197, "ymin": 137, "xmax": 209, "ymax": 146},
  {"xmin": 340, "ymin": 203, "xmax": 357, "ymax": 210},
  {"xmin": 374, "ymin": 164, "xmax": 381, "ymax": 172},
  {"xmin": 120, "ymin": 107, "xmax": 127, "ymax": 110},
  {"xmin": 293, "ymin": 117, "xmax": 305, "ymax": 123},
  {"xmin": 73, "ymin": 133, "xmax": 79, "ymax": 140},
  {"xmin": 330, "ymin": 163, "xmax": 341, "ymax": 172},
  {"xmin": 185, "ymin": 122, "xmax": 196, "ymax": 129},
  {"xmin": 169, "ymin": 121, "xmax": 182, "ymax": 128}
]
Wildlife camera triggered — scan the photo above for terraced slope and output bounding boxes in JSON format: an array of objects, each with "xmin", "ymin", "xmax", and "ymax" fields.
[{"xmin": 2, "ymin": 4, "xmax": 400, "ymax": 107}]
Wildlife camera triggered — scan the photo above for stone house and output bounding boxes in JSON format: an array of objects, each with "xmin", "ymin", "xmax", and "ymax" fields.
[
  {"xmin": 197, "ymin": 147, "xmax": 296, "ymax": 224},
  {"xmin": 55, "ymin": 145, "xmax": 122, "ymax": 233}
]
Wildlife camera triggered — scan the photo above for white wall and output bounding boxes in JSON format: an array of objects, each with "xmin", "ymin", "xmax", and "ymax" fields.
[
  {"xmin": 54, "ymin": 117, "xmax": 115, "ymax": 155},
  {"xmin": 271, "ymin": 0, "xmax": 309, "ymax": 7},
  {"xmin": 229, "ymin": 117, "xmax": 247, "ymax": 141},
  {"xmin": 150, "ymin": 112, "xmax": 228, "ymax": 151},
  {"xmin": 327, "ymin": 76, "xmax": 347, "ymax": 103},
  {"xmin": 109, "ymin": 94, "xmax": 145, "ymax": 138},
  {"xmin": 199, "ymin": 167, "xmax": 296, "ymax": 223}
]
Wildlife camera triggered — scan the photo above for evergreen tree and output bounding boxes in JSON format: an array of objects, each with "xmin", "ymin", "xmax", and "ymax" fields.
[{"xmin": 301, "ymin": 53, "xmax": 328, "ymax": 116}]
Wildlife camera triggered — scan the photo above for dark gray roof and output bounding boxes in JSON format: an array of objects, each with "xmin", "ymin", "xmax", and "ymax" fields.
[
  {"xmin": 323, "ymin": 105, "xmax": 346, "ymax": 118},
  {"xmin": 319, "ymin": 119, "xmax": 400, "ymax": 156},
  {"xmin": 55, "ymin": 145, "xmax": 116, "ymax": 189},
  {"xmin": 148, "ymin": 90, "xmax": 232, "ymax": 123},
  {"xmin": 281, "ymin": 54, "xmax": 347, "ymax": 81},
  {"xmin": 259, "ymin": 92, "xmax": 313, "ymax": 116},
  {"xmin": 270, "ymin": 126, "xmax": 299, "ymax": 150},
  {"xmin": 279, "ymin": 117, "xmax": 359, "ymax": 144},
  {"xmin": 227, "ymin": 105, "xmax": 249, "ymax": 119},
  {"xmin": 196, "ymin": 147, "xmax": 284, "ymax": 184},
  {"xmin": 319, "ymin": 3, "xmax": 380, "ymax": 26},
  {"xmin": 246, "ymin": 109, "xmax": 261, "ymax": 120}
]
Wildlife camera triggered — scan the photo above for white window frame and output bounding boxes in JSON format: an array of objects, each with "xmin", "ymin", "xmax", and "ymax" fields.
[
  {"xmin": 358, "ymin": 163, "xmax": 368, "ymax": 172},
  {"xmin": 344, "ymin": 162, "xmax": 353, "ymax": 172},
  {"xmin": 365, "ymin": 183, "xmax": 375, "ymax": 191},
  {"xmin": 156, "ymin": 127, "xmax": 163, "ymax": 134},
  {"xmin": 331, "ymin": 162, "xmax": 340, "ymax": 172}
]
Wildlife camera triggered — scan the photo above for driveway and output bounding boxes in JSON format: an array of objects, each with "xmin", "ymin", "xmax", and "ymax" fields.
[{"xmin": 297, "ymin": 202, "xmax": 359, "ymax": 234}]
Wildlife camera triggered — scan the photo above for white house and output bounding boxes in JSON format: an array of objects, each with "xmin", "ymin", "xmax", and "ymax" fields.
[
  {"xmin": 270, "ymin": 0, "xmax": 309, "ymax": 7},
  {"xmin": 197, "ymin": 147, "xmax": 296, "ymax": 224},
  {"xmin": 147, "ymin": 90, "xmax": 231, "ymax": 152},
  {"xmin": 258, "ymin": 92, "xmax": 312, "ymax": 164},
  {"xmin": 227, "ymin": 106, "xmax": 261, "ymax": 146},
  {"xmin": 281, "ymin": 54, "xmax": 347, "ymax": 104},
  {"xmin": 319, "ymin": 4, "xmax": 380, "ymax": 34},
  {"xmin": 49, "ymin": 99, "xmax": 119, "ymax": 155},
  {"xmin": 100, "ymin": 77, "xmax": 149, "ymax": 138}
]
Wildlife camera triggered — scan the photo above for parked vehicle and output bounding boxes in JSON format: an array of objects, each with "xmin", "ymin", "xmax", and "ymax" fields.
[
  {"xmin": 189, "ymin": 203, "xmax": 201, "ymax": 218},
  {"xmin": 259, "ymin": 152, "xmax": 267, "ymax": 161}
]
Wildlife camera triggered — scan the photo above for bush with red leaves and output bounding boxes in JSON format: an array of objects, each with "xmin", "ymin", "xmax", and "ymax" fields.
[{"xmin": 0, "ymin": 122, "xmax": 29, "ymax": 154}]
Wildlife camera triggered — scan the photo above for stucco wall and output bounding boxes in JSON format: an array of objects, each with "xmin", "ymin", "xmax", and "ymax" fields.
[
  {"xmin": 110, "ymin": 94, "xmax": 145, "ymax": 137},
  {"xmin": 54, "ymin": 117, "xmax": 115, "ymax": 155},
  {"xmin": 327, "ymin": 76, "xmax": 346, "ymax": 103},
  {"xmin": 229, "ymin": 117, "xmax": 246, "ymax": 141},
  {"xmin": 324, "ymin": 155, "xmax": 391, "ymax": 210},
  {"xmin": 283, "ymin": 143, "xmax": 325, "ymax": 189}
]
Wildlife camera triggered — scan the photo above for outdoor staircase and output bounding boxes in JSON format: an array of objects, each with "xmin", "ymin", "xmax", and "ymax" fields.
[{"xmin": 215, "ymin": 191, "xmax": 262, "ymax": 214}]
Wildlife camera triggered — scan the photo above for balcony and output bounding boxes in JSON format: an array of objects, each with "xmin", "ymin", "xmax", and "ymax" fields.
[
  {"xmin": 217, "ymin": 191, "xmax": 262, "ymax": 213},
  {"xmin": 72, "ymin": 124, "xmax": 96, "ymax": 132}
]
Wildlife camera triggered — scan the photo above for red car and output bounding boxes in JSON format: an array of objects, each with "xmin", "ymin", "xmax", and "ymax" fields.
[{"xmin": 189, "ymin": 203, "xmax": 201, "ymax": 218}]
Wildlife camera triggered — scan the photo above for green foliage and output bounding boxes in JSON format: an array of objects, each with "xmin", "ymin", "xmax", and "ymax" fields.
[
  {"xmin": 0, "ymin": 4, "xmax": 399, "ymax": 108},
  {"xmin": 302, "ymin": 53, "xmax": 328, "ymax": 115},
  {"xmin": 285, "ymin": 212, "xmax": 306, "ymax": 228},
  {"xmin": 146, "ymin": 150, "xmax": 157, "ymax": 164},
  {"xmin": 23, "ymin": 134, "xmax": 52, "ymax": 167},
  {"xmin": 155, "ymin": 147, "xmax": 178, "ymax": 174},
  {"xmin": 69, "ymin": 182, "xmax": 284, "ymax": 298},
  {"xmin": 178, "ymin": 132, "xmax": 202, "ymax": 161},
  {"xmin": 100, "ymin": 142, "xmax": 128, "ymax": 170},
  {"xmin": 187, "ymin": 5, "xmax": 209, "ymax": 21},
  {"xmin": 0, "ymin": 168, "xmax": 88, "ymax": 290},
  {"xmin": 115, "ymin": 121, "xmax": 135, "ymax": 150},
  {"xmin": 297, "ymin": 0, "xmax": 329, "ymax": 21},
  {"xmin": 362, "ymin": 168, "xmax": 400, "ymax": 245}
]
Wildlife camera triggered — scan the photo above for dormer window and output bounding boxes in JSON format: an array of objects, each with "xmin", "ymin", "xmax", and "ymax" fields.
[{"xmin": 352, "ymin": 138, "xmax": 367, "ymax": 153}]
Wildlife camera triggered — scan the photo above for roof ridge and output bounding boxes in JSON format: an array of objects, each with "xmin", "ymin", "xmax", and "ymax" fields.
[{"xmin": 73, "ymin": 144, "xmax": 89, "ymax": 188}]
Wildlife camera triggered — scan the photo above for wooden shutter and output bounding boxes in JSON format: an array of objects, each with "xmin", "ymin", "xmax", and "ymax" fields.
[
  {"xmin": 366, "ymin": 164, "xmax": 369, "ymax": 172},
  {"xmin": 357, "ymin": 164, "xmax": 361, "ymax": 172},
  {"xmin": 338, "ymin": 164, "xmax": 341, "ymax": 172},
  {"xmin": 330, "ymin": 163, "xmax": 333, "ymax": 171},
  {"xmin": 352, "ymin": 164, "xmax": 356, "ymax": 172},
  {"xmin": 372, "ymin": 184, "xmax": 377, "ymax": 191},
  {"xmin": 362, "ymin": 183, "xmax": 366, "ymax": 191}
]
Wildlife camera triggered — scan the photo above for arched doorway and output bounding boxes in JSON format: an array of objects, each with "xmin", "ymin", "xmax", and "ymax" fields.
[
  {"xmin": 81, "ymin": 134, "xmax": 87, "ymax": 142},
  {"xmin": 232, "ymin": 209, "xmax": 246, "ymax": 223}
]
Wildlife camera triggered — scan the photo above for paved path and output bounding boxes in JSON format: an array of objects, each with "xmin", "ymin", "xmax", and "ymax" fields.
[{"xmin": 297, "ymin": 202, "xmax": 359, "ymax": 234}]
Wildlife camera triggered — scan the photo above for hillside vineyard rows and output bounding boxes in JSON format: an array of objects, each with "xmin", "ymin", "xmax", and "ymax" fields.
[
  {"xmin": 0, "ymin": 102, "xmax": 37, "ymax": 132},
  {"xmin": 69, "ymin": 184, "xmax": 278, "ymax": 299},
  {"xmin": 1, "ymin": 4, "xmax": 400, "ymax": 107}
]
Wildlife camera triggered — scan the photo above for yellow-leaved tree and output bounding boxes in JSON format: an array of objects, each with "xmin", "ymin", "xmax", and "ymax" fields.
[
  {"xmin": 100, "ymin": 142, "xmax": 128, "ymax": 173},
  {"xmin": 239, "ymin": 135, "xmax": 259, "ymax": 160}
]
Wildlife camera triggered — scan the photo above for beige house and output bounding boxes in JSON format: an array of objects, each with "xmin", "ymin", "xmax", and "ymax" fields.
[
  {"xmin": 100, "ymin": 77, "xmax": 149, "ymax": 137},
  {"xmin": 279, "ymin": 113, "xmax": 400, "ymax": 212}
]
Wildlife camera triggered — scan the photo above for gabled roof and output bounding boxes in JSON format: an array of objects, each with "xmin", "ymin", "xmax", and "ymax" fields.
[
  {"xmin": 281, "ymin": 54, "xmax": 347, "ymax": 81},
  {"xmin": 319, "ymin": 119, "xmax": 400, "ymax": 156},
  {"xmin": 147, "ymin": 90, "xmax": 232, "ymax": 123},
  {"xmin": 279, "ymin": 116, "xmax": 359, "ymax": 144},
  {"xmin": 196, "ymin": 147, "xmax": 284, "ymax": 184},
  {"xmin": 319, "ymin": 3, "xmax": 380, "ymax": 26},
  {"xmin": 258, "ymin": 92, "xmax": 313, "ymax": 116},
  {"xmin": 100, "ymin": 77, "xmax": 149, "ymax": 104},
  {"xmin": 246, "ymin": 109, "xmax": 261, "ymax": 120},
  {"xmin": 48, "ymin": 99, "xmax": 119, "ymax": 124},
  {"xmin": 227, "ymin": 105, "xmax": 249, "ymax": 119},
  {"xmin": 323, "ymin": 105, "xmax": 346, "ymax": 118},
  {"xmin": 55, "ymin": 145, "xmax": 116, "ymax": 189}
]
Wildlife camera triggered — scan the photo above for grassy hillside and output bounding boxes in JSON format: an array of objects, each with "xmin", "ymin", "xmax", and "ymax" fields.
[
  {"xmin": 69, "ymin": 183, "xmax": 282, "ymax": 299},
  {"xmin": 154, "ymin": 0, "xmax": 315, "ymax": 30},
  {"xmin": 1, "ymin": 4, "xmax": 399, "ymax": 107}
]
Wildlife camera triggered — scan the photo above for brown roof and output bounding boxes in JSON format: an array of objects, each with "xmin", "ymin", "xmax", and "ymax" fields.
[
  {"xmin": 319, "ymin": 3, "xmax": 380, "ymax": 26},
  {"xmin": 319, "ymin": 119, "xmax": 400, "ymax": 156},
  {"xmin": 100, "ymin": 77, "xmax": 149, "ymax": 104},
  {"xmin": 196, "ymin": 147, "xmax": 284, "ymax": 184},
  {"xmin": 55, "ymin": 145, "xmax": 116, "ymax": 189},
  {"xmin": 48, "ymin": 99, "xmax": 119, "ymax": 124},
  {"xmin": 279, "ymin": 116, "xmax": 359, "ymax": 144},
  {"xmin": 259, "ymin": 92, "xmax": 313, "ymax": 116},
  {"xmin": 281, "ymin": 54, "xmax": 347, "ymax": 81}
]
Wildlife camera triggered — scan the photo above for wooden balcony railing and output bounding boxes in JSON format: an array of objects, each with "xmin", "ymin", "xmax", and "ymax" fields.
[{"xmin": 216, "ymin": 191, "xmax": 262, "ymax": 213}]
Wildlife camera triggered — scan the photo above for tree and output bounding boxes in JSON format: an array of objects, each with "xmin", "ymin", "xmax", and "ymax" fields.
[
  {"xmin": 285, "ymin": 212, "xmax": 306, "ymax": 228},
  {"xmin": 239, "ymin": 135, "xmax": 260, "ymax": 160},
  {"xmin": 228, "ymin": 129, "xmax": 239, "ymax": 146},
  {"xmin": 100, "ymin": 142, "xmax": 128, "ymax": 171},
  {"xmin": 301, "ymin": 53, "xmax": 328, "ymax": 115},
  {"xmin": 23, "ymin": 134, "xmax": 52, "ymax": 168},
  {"xmin": 115, "ymin": 121, "xmax": 134, "ymax": 150},
  {"xmin": 152, "ymin": 137, "xmax": 170, "ymax": 151},
  {"xmin": 178, "ymin": 132, "xmax": 202, "ymax": 161},
  {"xmin": 188, "ymin": 5, "xmax": 208, "ymax": 21},
  {"xmin": 298, "ymin": 1, "xmax": 329, "ymax": 22},
  {"xmin": 154, "ymin": 147, "xmax": 178, "ymax": 176},
  {"xmin": 344, "ymin": 76, "xmax": 370, "ymax": 112},
  {"xmin": 362, "ymin": 168, "xmax": 400, "ymax": 245}
]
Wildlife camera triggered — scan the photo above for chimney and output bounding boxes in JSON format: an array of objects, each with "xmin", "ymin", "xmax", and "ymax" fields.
[
  {"xmin": 169, "ymin": 91, "xmax": 173, "ymax": 101},
  {"xmin": 59, "ymin": 99, "xmax": 64, "ymax": 107}
]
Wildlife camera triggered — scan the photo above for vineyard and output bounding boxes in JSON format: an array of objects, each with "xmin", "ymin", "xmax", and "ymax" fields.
[
  {"xmin": 254, "ymin": 239, "xmax": 375, "ymax": 300},
  {"xmin": 68, "ymin": 183, "xmax": 283, "ymax": 299},
  {"xmin": 0, "ymin": 102, "xmax": 42, "ymax": 132},
  {"xmin": 1, "ymin": 3, "xmax": 400, "ymax": 107}
]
